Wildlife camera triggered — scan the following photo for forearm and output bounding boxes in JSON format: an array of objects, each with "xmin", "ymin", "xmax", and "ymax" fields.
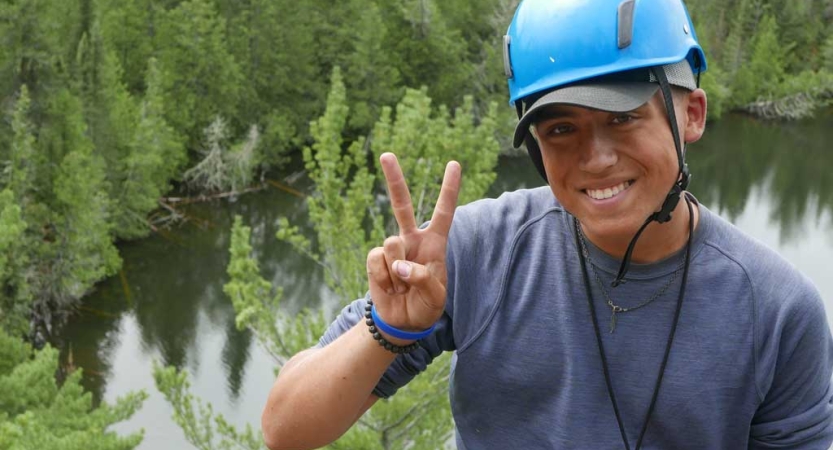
[{"xmin": 261, "ymin": 321, "xmax": 404, "ymax": 450}]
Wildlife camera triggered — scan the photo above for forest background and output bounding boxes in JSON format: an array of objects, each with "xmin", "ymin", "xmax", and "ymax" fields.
[{"xmin": 0, "ymin": 0, "xmax": 831, "ymax": 448}]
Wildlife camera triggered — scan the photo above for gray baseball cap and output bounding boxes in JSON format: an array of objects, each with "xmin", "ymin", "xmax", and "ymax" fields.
[{"xmin": 512, "ymin": 60, "xmax": 697, "ymax": 148}]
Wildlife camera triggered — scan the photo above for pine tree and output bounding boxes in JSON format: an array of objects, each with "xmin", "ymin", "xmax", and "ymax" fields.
[
  {"xmin": 379, "ymin": 0, "xmax": 472, "ymax": 108},
  {"xmin": 0, "ymin": 329, "xmax": 147, "ymax": 450},
  {"xmin": 156, "ymin": 0, "xmax": 243, "ymax": 148},
  {"xmin": 221, "ymin": 0, "xmax": 321, "ymax": 164},
  {"xmin": 5, "ymin": 86, "xmax": 37, "ymax": 205},
  {"xmin": 823, "ymin": 32, "xmax": 833, "ymax": 72},
  {"xmin": 43, "ymin": 90, "xmax": 121, "ymax": 304},
  {"xmin": 0, "ymin": 190, "xmax": 30, "ymax": 336},
  {"xmin": 96, "ymin": 0, "xmax": 156, "ymax": 93},
  {"xmin": 371, "ymin": 89, "xmax": 500, "ymax": 224},
  {"xmin": 731, "ymin": 13, "xmax": 786, "ymax": 105},
  {"xmin": 117, "ymin": 57, "xmax": 185, "ymax": 239}
]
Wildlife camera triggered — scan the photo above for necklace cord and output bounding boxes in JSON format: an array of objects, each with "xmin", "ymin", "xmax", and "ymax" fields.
[
  {"xmin": 575, "ymin": 219, "xmax": 632, "ymax": 450},
  {"xmin": 634, "ymin": 195, "xmax": 694, "ymax": 449},
  {"xmin": 575, "ymin": 195, "xmax": 694, "ymax": 450}
]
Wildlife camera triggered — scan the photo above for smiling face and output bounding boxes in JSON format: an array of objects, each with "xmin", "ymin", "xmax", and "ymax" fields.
[{"xmin": 532, "ymin": 88, "xmax": 706, "ymax": 247}]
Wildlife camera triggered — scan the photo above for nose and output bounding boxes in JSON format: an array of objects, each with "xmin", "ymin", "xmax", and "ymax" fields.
[{"xmin": 577, "ymin": 132, "xmax": 618, "ymax": 174}]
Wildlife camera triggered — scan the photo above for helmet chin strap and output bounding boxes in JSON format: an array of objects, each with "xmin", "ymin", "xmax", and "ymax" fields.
[{"xmin": 610, "ymin": 66, "xmax": 689, "ymax": 287}]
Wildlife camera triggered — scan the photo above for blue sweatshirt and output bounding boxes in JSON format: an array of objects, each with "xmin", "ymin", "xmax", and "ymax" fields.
[{"xmin": 319, "ymin": 187, "xmax": 833, "ymax": 449}]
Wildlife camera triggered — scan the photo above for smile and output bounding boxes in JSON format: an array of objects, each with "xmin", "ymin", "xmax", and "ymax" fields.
[{"xmin": 585, "ymin": 180, "xmax": 632, "ymax": 200}]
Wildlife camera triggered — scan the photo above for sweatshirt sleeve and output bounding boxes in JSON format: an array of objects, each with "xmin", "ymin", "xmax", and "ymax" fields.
[{"xmin": 749, "ymin": 284, "xmax": 833, "ymax": 449}]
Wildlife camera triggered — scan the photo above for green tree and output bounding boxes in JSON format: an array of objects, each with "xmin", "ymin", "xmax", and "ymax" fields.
[
  {"xmin": 0, "ymin": 86, "xmax": 36, "ymax": 337},
  {"xmin": 371, "ymin": 88, "xmax": 500, "ymax": 225},
  {"xmin": 0, "ymin": 190, "xmax": 30, "ymax": 336},
  {"xmin": 97, "ymin": 0, "xmax": 156, "ymax": 93},
  {"xmin": 731, "ymin": 13, "xmax": 786, "ymax": 105},
  {"xmin": 312, "ymin": 0, "xmax": 402, "ymax": 133},
  {"xmin": 40, "ymin": 90, "xmax": 121, "ymax": 305},
  {"xmin": 156, "ymin": 0, "xmax": 243, "ymax": 147},
  {"xmin": 219, "ymin": 0, "xmax": 320, "ymax": 167},
  {"xmin": 822, "ymin": 32, "xmax": 833, "ymax": 72},
  {"xmin": 4, "ymin": 86, "xmax": 37, "ymax": 204},
  {"xmin": 379, "ymin": 0, "xmax": 472, "ymax": 108},
  {"xmin": 116, "ymin": 57, "xmax": 185, "ymax": 239},
  {"xmin": 0, "ymin": 329, "xmax": 147, "ymax": 450}
]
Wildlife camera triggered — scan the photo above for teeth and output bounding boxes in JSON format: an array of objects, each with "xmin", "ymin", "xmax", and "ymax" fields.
[{"xmin": 586, "ymin": 181, "xmax": 631, "ymax": 200}]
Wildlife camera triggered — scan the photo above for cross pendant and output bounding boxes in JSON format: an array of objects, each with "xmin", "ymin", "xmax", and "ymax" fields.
[{"xmin": 609, "ymin": 305, "xmax": 623, "ymax": 334}]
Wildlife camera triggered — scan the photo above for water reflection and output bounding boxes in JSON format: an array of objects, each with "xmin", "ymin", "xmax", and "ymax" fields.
[
  {"xmin": 52, "ymin": 113, "xmax": 833, "ymax": 449},
  {"xmin": 52, "ymin": 160, "xmax": 332, "ymax": 405},
  {"xmin": 692, "ymin": 112, "xmax": 833, "ymax": 243}
]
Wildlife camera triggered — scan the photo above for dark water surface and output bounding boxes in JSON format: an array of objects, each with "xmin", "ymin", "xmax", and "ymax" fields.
[{"xmin": 54, "ymin": 113, "xmax": 833, "ymax": 449}]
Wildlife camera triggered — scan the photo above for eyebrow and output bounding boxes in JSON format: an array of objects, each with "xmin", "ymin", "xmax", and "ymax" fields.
[
  {"xmin": 532, "ymin": 107, "xmax": 582, "ymax": 123},
  {"xmin": 533, "ymin": 103, "xmax": 648, "ymax": 125}
]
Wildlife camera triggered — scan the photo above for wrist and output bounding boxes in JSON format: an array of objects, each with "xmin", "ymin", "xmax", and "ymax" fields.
[{"xmin": 363, "ymin": 300, "xmax": 437, "ymax": 354}]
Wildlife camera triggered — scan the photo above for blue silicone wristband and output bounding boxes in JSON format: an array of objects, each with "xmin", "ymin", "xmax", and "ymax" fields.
[{"xmin": 370, "ymin": 304, "xmax": 437, "ymax": 341}]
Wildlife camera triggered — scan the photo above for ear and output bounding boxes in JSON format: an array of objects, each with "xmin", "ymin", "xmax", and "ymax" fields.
[{"xmin": 683, "ymin": 89, "xmax": 707, "ymax": 144}]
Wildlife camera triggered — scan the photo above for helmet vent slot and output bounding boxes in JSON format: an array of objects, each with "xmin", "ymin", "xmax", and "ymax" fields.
[
  {"xmin": 503, "ymin": 35, "xmax": 514, "ymax": 79},
  {"xmin": 617, "ymin": 0, "xmax": 635, "ymax": 49}
]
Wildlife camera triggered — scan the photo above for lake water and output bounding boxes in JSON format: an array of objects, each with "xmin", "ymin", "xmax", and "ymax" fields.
[{"xmin": 53, "ymin": 112, "xmax": 833, "ymax": 449}]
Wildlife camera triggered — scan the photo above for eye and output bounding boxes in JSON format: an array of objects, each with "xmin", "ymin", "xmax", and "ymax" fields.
[
  {"xmin": 611, "ymin": 113, "xmax": 634, "ymax": 125},
  {"xmin": 544, "ymin": 123, "xmax": 574, "ymax": 136}
]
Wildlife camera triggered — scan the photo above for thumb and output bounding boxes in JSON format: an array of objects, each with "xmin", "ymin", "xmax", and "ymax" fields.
[{"xmin": 393, "ymin": 260, "xmax": 446, "ymax": 311}]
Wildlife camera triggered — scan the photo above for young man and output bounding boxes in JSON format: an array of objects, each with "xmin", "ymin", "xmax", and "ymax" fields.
[{"xmin": 261, "ymin": 0, "xmax": 833, "ymax": 448}]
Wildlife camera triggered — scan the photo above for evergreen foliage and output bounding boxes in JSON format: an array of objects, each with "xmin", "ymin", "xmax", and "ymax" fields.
[
  {"xmin": 224, "ymin": 216, "xmax": 327, "ymax": 368},
  {"xmin": 687, "ymin": 0, "xmax": 832, "ymax": 118},
  {"xmin": 46, "ymin": 91, "xmax": 121, "ymax": 304},
  {"xmin": 117, "ymin": 57, "xmax": 186, "ymax": 239},
  {"xmin": 155, "ymin": 0, "xmax": 243, "ymax": 147},
  {"xmin": 0, "ymin": 190, "xmax": 30, "ymax": 336},
  {"xmin": 0, "ymin": 329, "xmax": 147, "ymax": 450},
  {"xmin": 154, "ymin": 365, "xmax": 264, "ymax": 450}
]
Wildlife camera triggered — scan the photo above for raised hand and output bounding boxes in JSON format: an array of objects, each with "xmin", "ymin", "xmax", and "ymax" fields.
[{"xmin": 366, "ymin": 153, "xmax": 461, "ymax": 336}]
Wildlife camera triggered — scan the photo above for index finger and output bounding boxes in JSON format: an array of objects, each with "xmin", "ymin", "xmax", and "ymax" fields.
[
  {"xmin": 380, "ymin": 153, "xmax": 418, "ymax": 234},
  {"xmin": 427, "ymin": 161, "xmax": 461, "ymax": 238}
]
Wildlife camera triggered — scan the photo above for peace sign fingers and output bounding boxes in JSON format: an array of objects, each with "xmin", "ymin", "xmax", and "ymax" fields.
[{"xmin": 380, "ymin": 153, "xmax": 418, "ymax": 235}]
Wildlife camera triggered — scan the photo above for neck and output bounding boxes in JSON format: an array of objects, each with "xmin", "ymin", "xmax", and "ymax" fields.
[{"xmin": 581, "ymin": 193, "xmax": 698, "ymax": 264}]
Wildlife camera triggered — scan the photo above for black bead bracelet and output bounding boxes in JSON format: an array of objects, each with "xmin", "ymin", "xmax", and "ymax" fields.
[{"xmin": 364, "ymin": 300, "xmax": 420, "ymax": 354}]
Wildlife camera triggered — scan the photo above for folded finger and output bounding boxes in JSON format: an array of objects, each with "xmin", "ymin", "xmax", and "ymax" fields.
[
  {"xmin": 392, "ymin": 260, "xmax": 447, "ymax": 314},
  {"xmin": 367, "ymin": 247, "xmax": 395, "ymax": 295},
  {"xmin": 384, "ymin": 236, "xmax": 408, "ymax": 294}
]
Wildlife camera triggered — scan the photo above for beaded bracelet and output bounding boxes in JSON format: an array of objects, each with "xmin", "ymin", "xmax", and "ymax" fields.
[{"xmin": 364, "ymin": 299, "xmax": 434, "ymax": 354}]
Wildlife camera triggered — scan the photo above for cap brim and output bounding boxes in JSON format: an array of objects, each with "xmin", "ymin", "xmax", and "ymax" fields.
[{"xmin": 512, "ymin": 82, "xmax": 659, "ymax": 148}]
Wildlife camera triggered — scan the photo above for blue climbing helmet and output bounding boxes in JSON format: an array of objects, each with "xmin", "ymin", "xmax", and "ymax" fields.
[
  {"xmin": 505, "ymin": 0, "xmax": 706, "ymax": 107},
  {"xmin": 505, "ymin": 0, "xmax": 707, "ymax": 183}
]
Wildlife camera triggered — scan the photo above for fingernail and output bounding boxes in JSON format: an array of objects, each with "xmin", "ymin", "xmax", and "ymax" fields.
[{"xmin": 394, "ymin": 260, "xmax": 411, "ymax": 278}]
